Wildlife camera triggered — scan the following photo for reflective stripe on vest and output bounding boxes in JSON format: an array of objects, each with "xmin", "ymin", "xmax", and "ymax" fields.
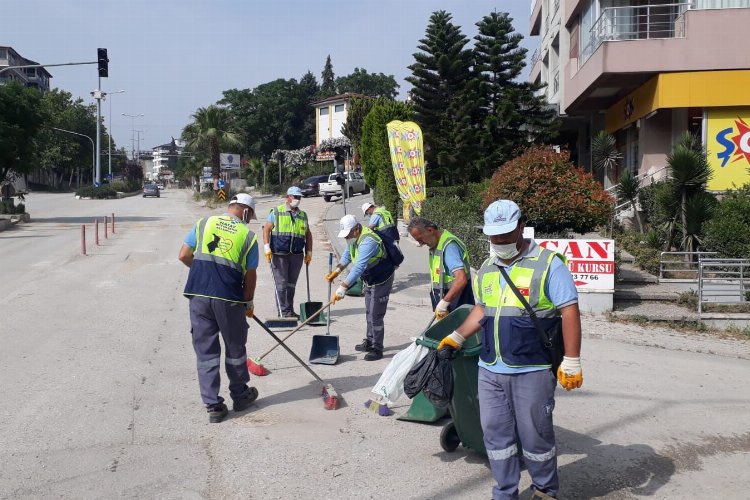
[
  {"xmin": 184, "ymin": 215, "xmax": 257, "ymax": 302},
  {"xmin": 473, "ymin": 247, "xmax": 565, "ymax": 367},
  {"xmin": 374, "ymin": 207, "xmax": 395, "ymax": 232},
  {"xmin": 270, "ymin": 204, "xmax": 308, "ymax": 254},
  {"xmin": 429, "ymin": 230, "xmax": 470, "ymax": 298}
]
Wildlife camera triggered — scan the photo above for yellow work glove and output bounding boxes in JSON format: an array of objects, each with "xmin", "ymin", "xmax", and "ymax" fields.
[
  {"xmin": 324, "ymin": 268, "xmax": 341, "ymax": 283},
  {"xmin": 245, "ymin": 300, "xmax": 254, "ymax": 319},
  {"xmin": 263, "ymin": 244, "xmax": 272, "ymax": 263},
  {"xmin": 437, "ymin": 331, "xmax": 465, "ymax": 351},
  {"xmin": 331, "ymin": 285, "xmax": 347, "ymax": 304},
  {"xmin": 557, "ymin": 356, "xmax": 583, "ymax": 391},
  {"xmin": 305, "ymin": 252, "xmax": 312, "ymax": 265},
  {"xmin": 435, "ymin": 299, "xmax": 450, "ymax": 320}
]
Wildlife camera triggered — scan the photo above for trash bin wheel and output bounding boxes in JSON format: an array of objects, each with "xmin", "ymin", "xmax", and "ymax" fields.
[{"xmin": 440, "ymin": 421, "xmax": 461, "ymax": 452}]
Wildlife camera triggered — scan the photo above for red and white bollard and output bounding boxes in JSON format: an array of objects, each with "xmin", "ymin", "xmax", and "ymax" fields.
[
  {"xmin": 94, "ymin": 219, "xmax": 99, "ymax": 246},
  {"xmin": 81, "ymin": 225, "xmax": 87, "ymax": 255},
  {"xmin": 104, "ymin": 215, "xmax": 108, "ymax": 239},
  {"xmin": 111, "ymin": 212, "xmax": 115, "ymax": 234}
]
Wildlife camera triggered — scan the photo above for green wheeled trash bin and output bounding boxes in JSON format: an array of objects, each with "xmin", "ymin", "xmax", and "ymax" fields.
[{"xmin": 415, "ymin": 305, "xmax": 486, "ymax": 456}]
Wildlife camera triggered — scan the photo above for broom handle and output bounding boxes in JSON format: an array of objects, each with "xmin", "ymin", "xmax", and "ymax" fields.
[
  {"xmin": 327, "ymin": 253, "xmax": 333, "ymax": 335},
  {"xmin": 306, "ymin": 261, "xmax": 311, "ymax": 302},
  {"xmin": 253, "ymin": 316, "xmax": 326, "ymax": 385},
  {"xmin": 256, "ymin": 299, "xmax": 335, "ymax": 360}
]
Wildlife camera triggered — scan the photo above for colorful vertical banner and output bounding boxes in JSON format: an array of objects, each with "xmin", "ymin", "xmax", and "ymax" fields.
[
  {"xmin": 706, "ymin": 108, "xmax": 750, "ymax": 191},
  {"xmin": 387, "ymin": 120, "xmax": 426, "ymax": 214}
]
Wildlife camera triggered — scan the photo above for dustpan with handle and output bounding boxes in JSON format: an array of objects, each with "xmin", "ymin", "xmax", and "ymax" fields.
[
  {"xmin": 309, "ymin": 252, "xmax": 340, "ymax": 364},
  {"xmin": 299, "ymin": 258, "xmax": 326, "ymax": 325}
]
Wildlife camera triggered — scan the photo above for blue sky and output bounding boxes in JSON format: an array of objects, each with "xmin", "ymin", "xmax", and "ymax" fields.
[{"xmin": 2, "ymin": 0, "xmax": 534, "ymax": 153}]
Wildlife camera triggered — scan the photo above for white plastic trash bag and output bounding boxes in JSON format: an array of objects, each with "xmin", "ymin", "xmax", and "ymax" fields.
[{"xmin": 370, "ymin": 338, "xmax": 428, "ymax": 405}]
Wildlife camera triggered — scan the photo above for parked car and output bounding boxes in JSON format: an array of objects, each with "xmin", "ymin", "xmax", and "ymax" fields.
[
  {"xmin": 298, "ymin": 175, "xmax": 329, "ymax": 197},
  {"xmin": 319, "ymin": 172, "xmax": 370, "ymax": 202},
  {"xmin": 143, "ymin": 183, "xmax": 160, "ymax": 198}
]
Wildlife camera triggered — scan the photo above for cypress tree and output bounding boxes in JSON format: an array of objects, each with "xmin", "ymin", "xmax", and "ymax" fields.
[
  {"xmin": 406, "ymin": 11, "xmax": 474, "ymax": 184},
  {"xmin": 473, "ymin": 12, "xmax": 558, "ymax": 175},
  {"xmin": 320, "ymin": 55, "xmax": 336, "ymax": 98}
]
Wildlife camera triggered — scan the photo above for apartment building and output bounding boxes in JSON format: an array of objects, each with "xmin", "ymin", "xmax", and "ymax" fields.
[
  {"xmin": 0, "ymin": 46, "xmax": 51, "ymax": 91},
  {"xmin": 312, "ymin": 93, "xmax": 366, "ymax": 147},
  {"xmin": 150, "ymin": 138, "xmax": 184, "ymax": 181},
  {"xmin": 529, "ymin": 0, "xmax": 750, "ymax": 191}
]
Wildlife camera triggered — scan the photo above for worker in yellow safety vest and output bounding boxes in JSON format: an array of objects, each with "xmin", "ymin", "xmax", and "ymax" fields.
[
  {"xmin": 361, "ymin": 202, "xmax": 400, "ymax": 242},
  {"xmin": 262, "ymin": 186, "xmax": 313, "ymax": 318}
]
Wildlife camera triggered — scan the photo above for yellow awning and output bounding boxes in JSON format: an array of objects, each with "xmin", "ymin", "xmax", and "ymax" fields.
[{"xmin": 605, "ymin": 70, "xmax": 750, "ymax": 133}]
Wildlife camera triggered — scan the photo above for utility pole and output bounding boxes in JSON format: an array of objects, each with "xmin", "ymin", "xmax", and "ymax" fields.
[
  {"xmin": 91, "ymin": 48, "xmax": 109, "ymax": 186},
  {"xmin": 105, "ymin": 90, "xmax": 125, "ymax": 181}
]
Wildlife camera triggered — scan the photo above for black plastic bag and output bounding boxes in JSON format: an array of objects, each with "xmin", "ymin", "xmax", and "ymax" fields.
[{"xmin": 404, "ymin": 347, "xmax": 456, "ymax": 408}]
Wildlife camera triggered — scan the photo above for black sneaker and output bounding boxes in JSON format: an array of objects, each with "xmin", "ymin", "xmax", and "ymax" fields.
[
  {"xmin": 283, "ymin": 312, "xmax": 300, "ymax": 318},
  {"xmin": 355, "ymin": 339, "xmax": 373, "ymax": 352},
  {"xmin": 364, "ymin": 349, "xmax": 383, "ymax": 361},
  {"xmin": 233, "ymin": 387, "xmax": 259, "ymax": 412},
  {"xmin": 207, "ymin": 403, "xmax": 228, "ymax": 423}
]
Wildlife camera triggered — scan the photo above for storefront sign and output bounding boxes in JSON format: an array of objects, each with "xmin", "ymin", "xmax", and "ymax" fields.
[
  {"xmin": 220, "ymin": 153, "xmax": 240, "ymax": 170},
  {"xmin": 707, "ymin": 107, "xmax": 750, "ymax": 191},
  {"xmin": 316, "ymin": 151, "xmax": 336, "ymax": 161},
  {"xmin": 536, "ymin": 239, "xmax": 615, "ymax": 292}
]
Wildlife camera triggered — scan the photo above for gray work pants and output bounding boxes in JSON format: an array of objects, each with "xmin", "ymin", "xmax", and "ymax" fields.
[
  {"xmin": 189, "ymin": 297, "xmax": 251, "ymax": 406},
  {"xmin": 270, "ymin": 253, "xmax": 304, "ymax": 316},
  {"xmin": 364, "ymin": 273, "xmax": 394, "ymax": 351},
  {"xmin": 478, "ymin": 368, "xmax": 558, "ymax": 500}
]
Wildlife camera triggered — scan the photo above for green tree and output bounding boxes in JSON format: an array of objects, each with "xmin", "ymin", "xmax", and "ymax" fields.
[
  {"xmin": 591, "ymin": 131, "xmax": 622, "ymax": 185},
  {"xmin": 181, "ymin": 105, "xmax": 241, "ymax": 189},
  {"xmin": 360, "ymin": 99, "xmax": 411, "ymax": 213},
  {"xmin": 406, "ymin": 10, "xmax": 474, "ymax": 183},
  {"xmin": 341, "ymin": 96, "xmax": 375, "ymax": 164},
  {"xmin": 616, "ymin": 169, "xmax": 644, "ymax": 232},
  {"xmin": 320, "ymin": 55, "xmax": 336, "ymax": 98},
  {"xmin": 473, "ymin": 12, "xmax": 557, "ymax": 176},
  {"xmin": 703, "ymin": 184, "xmax": 750, "ymax": 258},
  {"xmin": 0, "ymin": 81, "xmax": 44, "ymax": 187},
  {"xmin": 297, "ymin": 71, "xmax": 320, "ymax": 145},
  {"xmin": 336, "ymin": 68, "xmax": 399, "ymax": 99}
]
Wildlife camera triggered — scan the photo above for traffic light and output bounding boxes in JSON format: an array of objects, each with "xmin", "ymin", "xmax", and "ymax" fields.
[
  {"xmin": 97, "ymin": 48, "xmax": 109, "ymax": 78},
  {"xmin": 335, "ymin": 174, "xmax": 345, "ymax": 186}
]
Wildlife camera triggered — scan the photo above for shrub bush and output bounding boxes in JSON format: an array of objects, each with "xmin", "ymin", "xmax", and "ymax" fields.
[
  {"xmin": 618, "ymin": 230, "xmax": 661, "ymax": 275},
  {"xmin": 702, "ymin": 184, "xmax": 750, "ymax": 258},
  {"xmin": 75, "ymin": 185, "xmax": 117, "ymax": 199},
  {"xmin": 110, "ymin": 180, "xmax": 141, "ymax": 193},
  {"xmin": 483, "ymin": 146, "xmax": 613, "ymax": 234}
]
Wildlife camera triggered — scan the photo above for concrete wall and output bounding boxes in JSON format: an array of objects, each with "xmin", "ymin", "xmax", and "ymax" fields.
[{"xmin": 638, "ymin": 109, "xmax": 673, "ymax": 176}]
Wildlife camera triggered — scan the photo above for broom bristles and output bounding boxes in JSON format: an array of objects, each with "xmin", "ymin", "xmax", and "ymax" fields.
[
  {"xmin": 247, "ymin": 358, "xmax": 270, "ymax": 376},
  {"xmin": 322, "ymin": 384, "xmax": 340, "ymax": 410}
]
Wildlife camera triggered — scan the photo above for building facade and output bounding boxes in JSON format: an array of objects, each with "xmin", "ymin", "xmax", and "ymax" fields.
[
  {"xmin": 0, "ymin": 46, "xmax": 52, "ymax": 91},
  {"xmin": 529, "ymin": 0, "xmax": 750, "ymax": 191},
  {"xmin": 149, "ymin": 138, "xmax": 184, "ymax": 182},
  {"xmin": 312, "ymin": 93, "xmax": 364, "ymax": 147}
]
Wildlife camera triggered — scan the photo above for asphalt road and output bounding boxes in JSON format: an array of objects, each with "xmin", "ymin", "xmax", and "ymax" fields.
[{"xmin": 1, "ymin": 189, "xmax": 748, "ymax": 499}]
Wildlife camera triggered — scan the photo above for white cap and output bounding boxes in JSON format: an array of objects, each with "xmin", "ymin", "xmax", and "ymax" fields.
[
  {"xmin": 361, "ymin": 202, "xmax": 374, "ymax": 215},
  {"xmin": 229, "ymin": 193, "xmax": 257, "ymax": 219},
  {"xmin": 287, "ymin": 186, "xmax": 304, "ymax": 197},
  {"xmin": 483, "ymin": 199, "xmax": 521, "ymax": 236},
  {"xmin": 337, "ymin": 214, "xmax": 358, "ymax": 238}
]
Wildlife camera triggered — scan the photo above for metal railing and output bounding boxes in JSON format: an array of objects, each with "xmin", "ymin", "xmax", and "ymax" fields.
[
  {"xmin": 530, "ymin": 48, "xmax": 541, "ymax": 70},
  {"xmin": 659, "ymin": 251, "xmax": 718, "ymax": 282},
  {"xmin": 552, "ymin": 69, "xmax": 560, "ymax": 95},
  {"xmin": 698, "ymin": 258, "xmax": 750, "ymax": 315},
  {"xmin": 581, "ymin": 2, "xmax": 690, "ymax": 64},
  {"xmin": 606, "ymin": 165, "xmax": 669, "ymax": 216}
]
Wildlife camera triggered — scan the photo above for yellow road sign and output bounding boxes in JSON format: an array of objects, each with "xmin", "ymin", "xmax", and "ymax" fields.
[{"xmin": 217, "ymin": 189, "xmax": 226, "ymax": 201}]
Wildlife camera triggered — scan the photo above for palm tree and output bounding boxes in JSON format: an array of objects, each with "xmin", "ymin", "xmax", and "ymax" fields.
[
  {"xmin": 182, "ymin": 106, "xmax": 241, "ymax": 190},
  {"xmin": 616, "ymin": 169, "xmax": 644, "ymax": 232},
  {"xmin": 666, "ymin": 132, "xmax": 713, "ymax": 253},
  {"xmin": 591, "ymin": 131, "xmax": 622, "ymax": 186}
]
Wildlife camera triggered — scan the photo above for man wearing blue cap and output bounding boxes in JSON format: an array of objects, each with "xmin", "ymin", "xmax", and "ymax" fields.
[
  {"xmin": 438, "ymin": 200, "xmax": 583, "ymax": 500},
  {"xmin": 262, "ymin": 186, "xmax": 313, "ymax": 318}
]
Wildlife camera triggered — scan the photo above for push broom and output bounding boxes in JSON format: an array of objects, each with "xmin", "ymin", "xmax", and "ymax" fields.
[
  {"xmin": 252, "ymin": 316, "xmax": 341, "ymax": 410},
  {"xmin": 247, "ymin": 299, "xmax": 335, "ymax": 376}
]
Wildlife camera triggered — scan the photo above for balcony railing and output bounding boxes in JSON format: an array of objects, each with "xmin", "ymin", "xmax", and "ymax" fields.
[
  {"xmin": 580, "ymin": 2, "xmax": 690, "ymax": 65},
  {"xmin": 552, "ymin": 69, "xmax": 560, "ymax": 95},
  {"xmin": 530, "ymin": 48, "xmax": 541, "ymax": 70}
]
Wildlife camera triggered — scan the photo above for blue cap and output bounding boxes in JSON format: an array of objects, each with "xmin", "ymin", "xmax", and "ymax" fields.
[
  {"xmin": 483, "ymin": 200, "xmax": 521, "ymax": 236},
  {"xmin": 287, "ymin": 186, "xmax": 303, "ymax": 197}
]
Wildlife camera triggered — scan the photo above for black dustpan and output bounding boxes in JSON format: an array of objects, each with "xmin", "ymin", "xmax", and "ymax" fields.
[{"xmin": 310, "ymin": 253, "xmax": 340, "ymax": 364}]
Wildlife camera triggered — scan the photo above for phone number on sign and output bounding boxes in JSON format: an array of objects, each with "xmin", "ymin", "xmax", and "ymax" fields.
[{"xmin": 571, "ymin": 274, "xmax": 599, "ymax": 281}]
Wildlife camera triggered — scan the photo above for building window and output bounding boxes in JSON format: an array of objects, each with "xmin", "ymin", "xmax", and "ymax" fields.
[
  {"xmin": 319, "ymin": 106, "xmax": 329, "ymax": 116},
  {"xmin": 334, "ymin": 103, "xmax": 345, "ymax": 113},
  {"xmin": 0, "ymin": 48, "xmax": 6, "ymax": 59}
]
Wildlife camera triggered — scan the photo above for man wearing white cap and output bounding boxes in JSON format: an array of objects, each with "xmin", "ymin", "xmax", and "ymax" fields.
[
  {"xmin": 263, "ymin": 186, "xmax": 313, "ymax": 318},
  {"xmin": 179, "ymin": 193, "xmax": 260, "ymax": 423},
  {"xmin": 325, "ymin": 214, "xmax": 396, "ymax": 360},
  {"xmin": 437, "ymin": 200, "xmax": 582, "ymax": 499},
  {"xmin": 361, "ymin": 202, "xmax": 399, "ymax": 242}
]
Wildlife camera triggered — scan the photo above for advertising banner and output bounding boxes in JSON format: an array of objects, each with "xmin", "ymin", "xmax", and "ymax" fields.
[
  {"xmin": 535, "ymin": 239, "xmax": 615, "ymax": 292},
  {"xmin": 706, "ymin": 108, "xmax": 750, "ymax": 191},
  {"xmin": 387, "ymin": 120, "xmax": 426, "ymax": 214},
  {"xmin": 220, "ymin": 153, "xmax": 240, "ymax": 170}
]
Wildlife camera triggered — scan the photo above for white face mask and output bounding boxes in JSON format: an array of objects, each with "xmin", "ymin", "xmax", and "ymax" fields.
[
  {"xmin": 290, "ymin": 199, "xmax": 300, "ymax": 208},
  {"xmin": 490, "ymin": 242, "xmax": 520, "ymax": 260},
  {"xmin": 345, "ymin": 237, "xmax": 357, "ymax": 246}
]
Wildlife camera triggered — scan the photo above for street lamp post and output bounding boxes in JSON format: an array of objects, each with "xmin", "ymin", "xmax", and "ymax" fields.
[
  {"xmin": 50, "ymin": 127, "xmax": 95, "ymax": 185},
  {"xmin": 105, "ymin": 90, "xmax": 125, "ymax": 181},
  {"xmin": 121, "ymin": 113, "xmax": 144, "ymax": 162}
]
